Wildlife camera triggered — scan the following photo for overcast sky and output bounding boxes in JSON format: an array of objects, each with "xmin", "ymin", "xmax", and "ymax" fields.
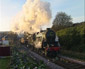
[{"xmin": 0, "ymin": 0, "xmax": 84, "ymax": 31}]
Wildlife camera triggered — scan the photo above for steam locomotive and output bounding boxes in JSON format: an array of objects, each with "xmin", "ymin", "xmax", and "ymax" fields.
[{"xmin": 20, "ymin": 28, "xmax": 60, "ymax": 58}]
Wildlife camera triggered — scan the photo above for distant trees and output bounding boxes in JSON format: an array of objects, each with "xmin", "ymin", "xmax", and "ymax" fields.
[{"xmin": 52, "ymin": 12, "xmax": 73, "ymax": 31}]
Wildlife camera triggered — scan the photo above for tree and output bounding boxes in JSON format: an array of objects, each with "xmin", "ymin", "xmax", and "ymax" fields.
[{"xmin": 52, "ymin": 12, "xmax": 73, "ymax": 31}]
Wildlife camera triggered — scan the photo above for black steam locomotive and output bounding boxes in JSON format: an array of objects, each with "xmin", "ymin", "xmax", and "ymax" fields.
[{"xmin": 20, "ymin": 28, "xmax": 60, "ymax": 58}]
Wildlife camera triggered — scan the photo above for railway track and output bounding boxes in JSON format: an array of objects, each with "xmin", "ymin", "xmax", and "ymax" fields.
[
  {"xmin": 39, "ymin": 52, "xmax": 85, "ymax": 69},
  {"xmin": 52, "ymin": 57, "xmax": 85, "ymax": 69},
  {"xmin": 22, "ymin": 45, "xmax": 64, "ymax": 69},
  {"xmin": 42, "ymin": 52, "xmax": 85, "ymax": 69},
  {"xmin": 20, "ymin": 44, "xmax": 85, "ymax": 69}
]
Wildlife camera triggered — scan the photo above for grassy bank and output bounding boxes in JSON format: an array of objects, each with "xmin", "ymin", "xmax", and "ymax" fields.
[{"xmin": 56, "ymin": 23, "xmax": 85, "ymax": 53}]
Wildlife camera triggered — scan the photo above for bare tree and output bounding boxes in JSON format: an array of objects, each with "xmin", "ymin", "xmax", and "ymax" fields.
[{"xmin": 52, "ymin": 12, "xmax": 73, "ymax": 31}]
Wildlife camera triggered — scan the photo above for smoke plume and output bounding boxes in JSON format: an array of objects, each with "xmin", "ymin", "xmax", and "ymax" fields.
[{"xmin": 11, "ymin": 0, "xmax": 51, "ymax": 34}]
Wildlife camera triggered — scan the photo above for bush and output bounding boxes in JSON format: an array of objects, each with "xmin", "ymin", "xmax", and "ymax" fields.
[{"xmin": 56, "ymin": 23, "xmax": 85, "ymax": 53}]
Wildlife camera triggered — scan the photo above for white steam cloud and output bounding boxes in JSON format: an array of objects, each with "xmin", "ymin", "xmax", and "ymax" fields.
[{"xmin": 11, "ymin": 0, "xmax": 51, "ymax": 34}]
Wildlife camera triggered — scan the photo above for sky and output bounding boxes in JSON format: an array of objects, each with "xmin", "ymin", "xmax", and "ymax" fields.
[{"xmin": 0, "ymin": 0, "xmax": 84, "ymax": 31}]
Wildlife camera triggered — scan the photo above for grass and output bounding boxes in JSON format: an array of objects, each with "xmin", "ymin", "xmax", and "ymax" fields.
[
  {"xmin": 0, "ymin": 57, "xmax": 10, "ymax": 69},
  {"xmin": 61, "ymin": 50, "xmax": 85, "ymax": 61}
]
